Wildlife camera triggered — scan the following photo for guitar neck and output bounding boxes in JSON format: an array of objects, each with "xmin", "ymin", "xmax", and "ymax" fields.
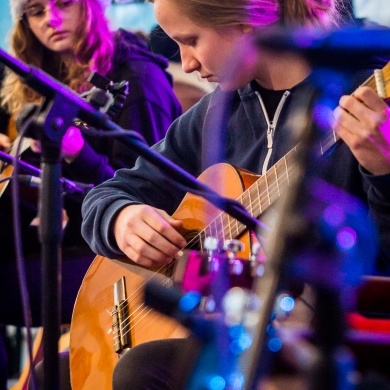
[{"xmin": 192, "ymin": 148, "xmax": 300, "ymax": 250}]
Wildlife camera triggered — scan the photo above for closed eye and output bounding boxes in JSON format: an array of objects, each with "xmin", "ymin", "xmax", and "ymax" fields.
[{"xmin": 173, "ymin": 36, "xmax": 197, "ymax": 47}]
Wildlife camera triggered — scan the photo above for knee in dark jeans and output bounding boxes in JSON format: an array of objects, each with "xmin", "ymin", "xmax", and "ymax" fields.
[
  {"xmin": 28, "ymin": 351, "xmax": 71, "ymax": 390},
  {"xmin": 113, "ymin": 338, "xmax": 201, "ymax": 390}
]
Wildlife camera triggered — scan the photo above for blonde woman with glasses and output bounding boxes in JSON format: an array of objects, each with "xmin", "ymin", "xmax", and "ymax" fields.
[{"xmin": 0, "ymin": 0, "xmax": 180, "ymax": 385}]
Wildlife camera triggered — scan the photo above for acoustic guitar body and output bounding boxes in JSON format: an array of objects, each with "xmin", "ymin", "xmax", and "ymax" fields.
[{"xmin": 70, "ymin": 163, "xmax": 259, "ymax": 389}]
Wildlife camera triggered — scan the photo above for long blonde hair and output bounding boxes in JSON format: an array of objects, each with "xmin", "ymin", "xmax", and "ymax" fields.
[
  {"xmin": 150, "ymin": 0, "xmax": 346, "ymax": 29},
  {"xmin": 1, "ymin": 0, "xmax": 114, "ymax": 115}
]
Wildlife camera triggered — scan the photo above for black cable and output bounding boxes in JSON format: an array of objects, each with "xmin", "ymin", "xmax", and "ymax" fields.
[{"xmin": 11, "ymin": 118, "xmax": 38, "ymax": 390}]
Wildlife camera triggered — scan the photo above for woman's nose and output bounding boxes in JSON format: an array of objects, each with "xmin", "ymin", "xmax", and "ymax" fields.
[
  {"xmin": 180, "ymin": 49, "xmax": 200, "ymax": 74},
  {"xmin": 45, "ymin": 6, "xmax": 63, "ymax": 27}
]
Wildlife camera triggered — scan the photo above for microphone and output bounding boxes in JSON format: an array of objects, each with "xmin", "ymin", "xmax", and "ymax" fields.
[
  {"xmin": 15, "ymin": 72, "xmax": 129, "ymax": 139},
  {"xmin": 253, "ymin": 26, "xmax": 390, "ymax": 68},
  {"xmin": 18, "ymin": 174, "xmax": 94, "ymax": 197}
]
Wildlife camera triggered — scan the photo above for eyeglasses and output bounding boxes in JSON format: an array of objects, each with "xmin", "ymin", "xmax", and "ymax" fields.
[{"xmin": 22, "ymin": 0, "xmax": 80, "ymax": 20}]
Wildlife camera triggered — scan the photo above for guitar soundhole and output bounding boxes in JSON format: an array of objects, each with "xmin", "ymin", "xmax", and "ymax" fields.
[{"xmin": 184, "ymin": 230, "xmax": 202, "ymax": 250}]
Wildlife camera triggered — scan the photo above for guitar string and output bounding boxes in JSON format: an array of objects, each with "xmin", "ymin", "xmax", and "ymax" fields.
[
  {"xmin": 111, "ymin": 229, "xmax": 202, "ymax": 342},
  {"xmin": 182, "ymin": 153, "xmax": 298, "ymax": 245},
  {"xmin": 113, "ymin": 67, "xmax": 384, "ymax": 342},
  {"xmin": 113, "ymin": 276, "xmax": 177, "ymax": 348},
  {"xmin": 115, "ymin": 235, "xmax": 201, "ymax": 341},
  {"xmin": 114, "ymin": 145, "xmax": 306, "ymax": 346},
  {"xmin": 115, "ymin": 158, "xmax": 299, "ymax": 342},
  {"xmin": 115, "ymin": 141, "xmax": 320, "ymax": 341},
  {"xmin": 113, "ymin": 239, "xmax": 200, "ymax": 345},
  {"xmin": 112, "ymin": 144, "xmax": 304, "ymax": 340}
]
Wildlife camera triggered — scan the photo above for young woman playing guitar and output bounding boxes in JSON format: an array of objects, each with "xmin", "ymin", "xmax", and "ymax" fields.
[{"xmin": 80, "ymin": 0, "xmax": 390, "ymax": 388}]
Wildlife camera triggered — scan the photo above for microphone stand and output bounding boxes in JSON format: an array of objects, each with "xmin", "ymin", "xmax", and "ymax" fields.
[
  {"xmin": 0, "ymin": 48, "xmax": 262, "ymax": 389},
  {"xmin": 36, "ymin": 97, "xmax": 70, "ymax": 390}
]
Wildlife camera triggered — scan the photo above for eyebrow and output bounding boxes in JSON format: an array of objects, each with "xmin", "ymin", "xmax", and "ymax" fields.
[{"xmin": 26, "ymin": 0, "xmax": 45, "ymax": 7}]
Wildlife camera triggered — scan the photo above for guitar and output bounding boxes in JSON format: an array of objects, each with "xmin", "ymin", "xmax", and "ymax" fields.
[
  {"xmin": 69, "ymin": 163, "xmax": 260, "ymax": 390},
  {"xmin": 0, "ymin": 135, "xmax": 32, "ymax": 197},
  {"xmin": 69, "ymin": 64, "xmax": 390, "ymax": 389}
]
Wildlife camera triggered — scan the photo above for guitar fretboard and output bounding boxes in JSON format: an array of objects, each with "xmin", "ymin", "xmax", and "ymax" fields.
[{"xmin": 190, "ymin": 147, "xmax": 298, "ymax": 250}]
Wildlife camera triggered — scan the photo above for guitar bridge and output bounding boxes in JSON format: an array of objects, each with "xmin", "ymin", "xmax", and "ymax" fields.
[{"xmin": 111, "ymin": 277, "xmax": 131, "ymax": 354}]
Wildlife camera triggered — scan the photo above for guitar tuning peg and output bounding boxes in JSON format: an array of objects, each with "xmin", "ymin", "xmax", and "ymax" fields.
[
  {"xmin": 230, "ymin": 259, "xmax": 244, "ymax": 276},
  {"xmin": 204, "ymin": 236, "xmax": 219, "ymax": 251},
  {"xmin": 251, "ymin": 242, "xmax": 261, "ymax": 258},
  {"xmin": 223, "ymin": 239, "xmax": 245, "ymax": 256},
  {"xmin": 250, "ymin": 242, "xmax": 265, "ymax": 278},
  {"xmin": 200, "ymin": 294, "xmax": 216, "ymax": 313}
]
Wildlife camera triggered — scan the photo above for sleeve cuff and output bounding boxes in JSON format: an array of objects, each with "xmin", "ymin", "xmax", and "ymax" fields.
[{"xmin": 360, "ymin": 165, "xmax": 390, "ymax": 199}]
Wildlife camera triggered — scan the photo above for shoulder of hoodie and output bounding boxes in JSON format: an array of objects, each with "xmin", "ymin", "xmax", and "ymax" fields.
[
  {"xmin": 0, "ymin": 63, "xmax": 11, "ymax": 133},
  {"xmin": 112, "ymin": 28, "xmax": 169, "ymax": 70}
]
